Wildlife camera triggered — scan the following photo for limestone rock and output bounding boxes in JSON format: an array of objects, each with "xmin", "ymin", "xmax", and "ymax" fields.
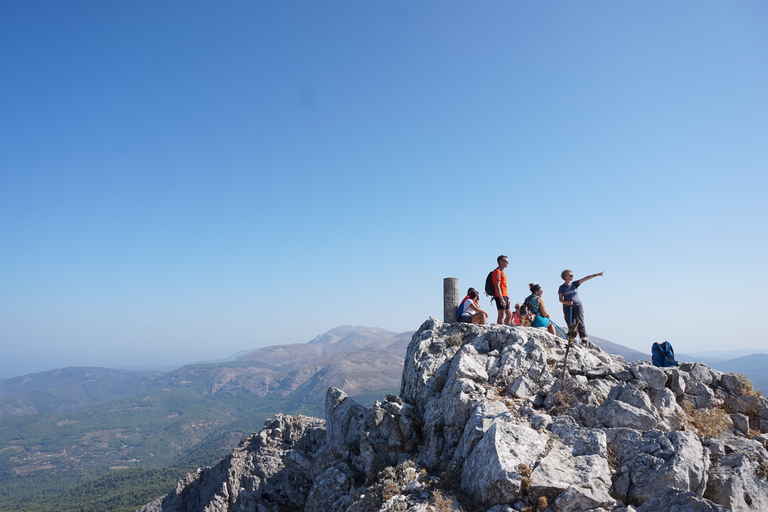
[
  {"xmin": 608, "ymin": 428, "xmax": 710, "ymax": 505},
  {"xmin": 636, "ymin": 488, "xmax": 728, "ymax": 512},
  {"xmin": 460, "ymin": 421, "xmax": 547, "ymax": 505},
  {"xmin": 139, "ymin": 319, "xmax": 768, "ymax": 512}
]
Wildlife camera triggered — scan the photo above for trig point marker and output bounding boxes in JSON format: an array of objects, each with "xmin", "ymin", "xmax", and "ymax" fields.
[{"xmin": 444, "ymin": 277, "xmax": 459, "ymax": 323}]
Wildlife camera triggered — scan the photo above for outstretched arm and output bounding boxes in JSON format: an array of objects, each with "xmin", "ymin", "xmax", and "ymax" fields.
[{"xmin": 576, "ymin": 271, "xmax": 604, "ymax": 285}]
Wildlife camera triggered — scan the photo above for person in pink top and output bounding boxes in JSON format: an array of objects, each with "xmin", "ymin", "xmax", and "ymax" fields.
[{"xmin": 512, "ymin": 303, "xmax": 522, "ymax": 326}]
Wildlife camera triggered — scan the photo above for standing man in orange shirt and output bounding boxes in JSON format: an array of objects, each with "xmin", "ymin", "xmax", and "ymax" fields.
[{"xmin": 493, "ymin": 255, "xmax": 513, "ymax": 325}]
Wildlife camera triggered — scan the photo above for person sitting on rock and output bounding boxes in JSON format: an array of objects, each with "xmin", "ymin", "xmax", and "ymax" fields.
[
  {"xmin": 458, "ymin": 288, "xmax": 488, "ymax": 325},
  {"xmin": 512, "ymin": 303, "xmax": 523, "ymax": 325},
  {"xmin": 524, "ymin": 283, "xmax": 556, "ymax": 335}
]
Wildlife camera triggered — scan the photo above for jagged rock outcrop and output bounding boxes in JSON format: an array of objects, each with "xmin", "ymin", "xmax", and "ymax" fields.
[{"xmin": 139, "ymin": 319, "xmax": 768, "ymax": 512}]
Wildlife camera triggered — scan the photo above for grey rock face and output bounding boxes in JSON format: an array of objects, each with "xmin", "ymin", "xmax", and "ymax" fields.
[
  {"xmin": 461, "ymin": 420, "xmax": 547, "ymax": 504},
  {"xmin": 607, "ymin": 428, "xmax": 710, "ymax": 505},
  {"xmin": 139, "ymin": 319, "xmax": 768, "ymax": 512},
  {"xmin": 138, "ymin": 414, "xmax": 326, "ymax": 512},
  {"xmin": 636, "ymin": 487, "xmax": 729, "ymax": 512}
]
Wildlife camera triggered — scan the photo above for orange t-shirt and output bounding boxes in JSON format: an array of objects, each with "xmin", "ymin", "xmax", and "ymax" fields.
[{"xmin": 492, "ymin": 269, "xmax": 507, "ymax": 297}]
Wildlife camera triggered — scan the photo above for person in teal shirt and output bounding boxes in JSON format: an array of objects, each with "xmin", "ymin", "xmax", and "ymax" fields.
[{"xmin": 524, "ymin": 283, "xmax": 556, "ymax": 335}]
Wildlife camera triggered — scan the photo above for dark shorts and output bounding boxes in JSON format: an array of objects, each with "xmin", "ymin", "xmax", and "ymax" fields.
[
  {"xmin": 458, "ymin": 315, "xmax": 473, "ymax": 323},
  {"xmin": 494, "ymin": 296, "xmax": 510, "ymax": 311}
]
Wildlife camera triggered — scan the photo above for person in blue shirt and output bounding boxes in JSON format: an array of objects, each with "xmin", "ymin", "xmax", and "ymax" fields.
[{"xmin": 558, "ymin": 270, "xmax": 604, "ymax": 342}]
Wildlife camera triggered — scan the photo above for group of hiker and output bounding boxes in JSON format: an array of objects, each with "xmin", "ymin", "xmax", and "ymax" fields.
[{"xmin": 456, "ymin": 255, "xmax": 604, "ymax": 343}]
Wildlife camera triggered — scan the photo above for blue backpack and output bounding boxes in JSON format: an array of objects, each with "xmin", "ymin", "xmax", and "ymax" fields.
[
  {"xmin": 652, "ymin": 341, "xmax": 677, "ymax": 367},
  {"xmin": 456, "ymin": 296, "xmax": 470, "ymax": 319}
]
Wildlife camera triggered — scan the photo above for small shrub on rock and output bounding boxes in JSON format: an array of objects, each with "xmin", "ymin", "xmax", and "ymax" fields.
[
  {"xmin": 735, "ymin": 373, "xmax": 762, "ymax": 397},
  {"xmin": 358, "ymin": 460, "xmax": 426, "ymax": 511},
  {"xmin": 679, "ymin": 402, "xmax": 731, "ymax": 437},
  {"xmin": 446, "ymin": 334, "xmax": 463, "ymax": 347}
]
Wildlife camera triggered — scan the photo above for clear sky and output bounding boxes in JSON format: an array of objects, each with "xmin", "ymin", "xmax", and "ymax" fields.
[{"xmin": 1, "ymin": 1, "xmax": 766, "ymax": 378}]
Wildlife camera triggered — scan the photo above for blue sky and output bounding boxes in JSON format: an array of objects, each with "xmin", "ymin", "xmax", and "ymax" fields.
[{"xmin": 1, "ymin": 1, "xmax": 766, "ymax": 378}]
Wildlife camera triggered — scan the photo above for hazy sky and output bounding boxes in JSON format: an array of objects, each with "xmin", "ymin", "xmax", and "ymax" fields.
[{"xmin": 2, "ymin": 1, "xmax": 766, "ymax": 378}]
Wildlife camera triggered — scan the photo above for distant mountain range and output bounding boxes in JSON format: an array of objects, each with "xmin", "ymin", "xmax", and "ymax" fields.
[
  {"xmin": 0, "ymin": 325, "xmax": 413, "ymax": 512},
  {"xmin": 678, "ymin": 353, "xmax": 768, "ymax": 396},
  {"xmin": 0, "ymin": 324, "xmax": 765, "ymax": 512},
  {"xmin": 587, "ymin": 337, "xmax": 768, "ymax": 396},
  {"xmin": 684, "ymin": 348, "xmax": 768, "ymax": 360},
  {"xmin": 0, "ymin": 366, "xmax": 163, "ymax": 416},
  {"xmin": 589, "ymin": 336, "xmax": 646, "ymax": 361},
  {"xmin": 0, "ymin": 326, "xmax": 411, "ymax": 417}
]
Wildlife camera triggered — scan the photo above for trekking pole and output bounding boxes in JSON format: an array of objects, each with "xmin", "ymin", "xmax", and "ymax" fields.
[
  {"xmin": 561, "ymin": 338, "xmax": 572, "ymax": 386},
  {"xmin": 549, "ymin": 318, "xmax": 570, "ymax": 386},
  {"xmin": 567, "ymin": 307, "xmax": 580, "ymax": 346},
  {"xmin": 560, "ymin": 318, "xmax": 580, "ymax": 386}
]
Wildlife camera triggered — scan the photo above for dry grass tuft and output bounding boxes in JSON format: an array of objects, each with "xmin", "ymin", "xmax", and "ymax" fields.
[
  {"xmin": 431, "ymin": 489, "xmax": 456, "ymax": 512},
  {"xmin": 519, "ymin": 493, "xmax": 549, "ymax": 512},
  {"xmin": 382, "ymin": 479, "xmax": 400, "ymax": 500},
  {"xmin": 679, "ymin": 402, "xmax": 731, "ymax": 437},
  {"xmin": 548, "ymin": 387, "xmax": 581, "ymax": 414}
]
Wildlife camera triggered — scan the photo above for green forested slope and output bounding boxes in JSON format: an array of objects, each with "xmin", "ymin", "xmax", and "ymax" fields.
[
  {"xmin": 0, "ymin": 326, "xmax": 408, "ymax": 511},
  {"xmin": 0, "ymin": 385, "xmax": 391, "ymax": 512}
]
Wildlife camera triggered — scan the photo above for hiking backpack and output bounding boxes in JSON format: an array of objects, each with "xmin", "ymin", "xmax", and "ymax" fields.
[
  {"xmin": 518, "ymin": 295, "xmax": 538, "ymax": 326},
  {"xmin": 456, "ymin": 296, "xmax": 469, "ymax": 319},
  {"xmin": 484, "ymin": 271, "xmax": 496, "ymax": 300},
  {"xmin": 652, "ymin": 341, "xmax": 677, "ymax": 367}
]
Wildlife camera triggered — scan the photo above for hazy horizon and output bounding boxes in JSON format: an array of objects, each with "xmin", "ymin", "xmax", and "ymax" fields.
[
  {"xmin": 3, "ymin": 324, "xmax": 768, "ymax": 379},
  {"xmin": 2, "ymin": 2, "xmax": 766, "ymax": 379}
]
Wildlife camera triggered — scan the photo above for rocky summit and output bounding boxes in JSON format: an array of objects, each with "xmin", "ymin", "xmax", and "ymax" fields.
[{"xmin": 138, "ymin": 319, "xmax": 768, "ymax": 512}]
